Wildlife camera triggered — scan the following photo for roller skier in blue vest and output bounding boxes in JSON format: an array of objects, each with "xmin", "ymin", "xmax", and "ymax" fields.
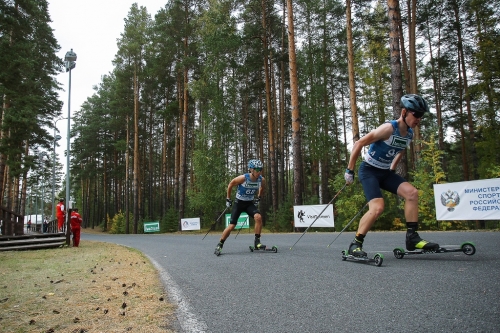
[
  {"xmin": 215, "ymin": 159, "xmax": 266, "ymax": 253},
  {"xmin": 344, "ymin": 94, "xmax": 440, "ymax": 257}
]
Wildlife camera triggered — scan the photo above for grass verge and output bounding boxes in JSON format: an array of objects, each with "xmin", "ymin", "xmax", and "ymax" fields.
[{"xmin": 0, "ymin": 239, "xmax": 176, "ymax": 333}]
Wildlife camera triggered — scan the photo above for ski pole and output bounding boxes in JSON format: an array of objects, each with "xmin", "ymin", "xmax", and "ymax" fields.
[
  {"xmin": 202, "ymin": 206, "xmax": 229, "ymax": 240},
  {"xmin": 327, "ymin": 202, "xmax": 368, "ymax": 247},
  {"xmin": 234, "ymin": 215, "xmax": 248, "ymax": 239},
  {"xmin": 289, "ymin": 183, "xmax": 347, "ymax": 250}
]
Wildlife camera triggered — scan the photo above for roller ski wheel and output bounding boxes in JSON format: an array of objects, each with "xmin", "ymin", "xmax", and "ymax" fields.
[
  {"xmin": 341, "ymin": 250, "xmax": 383, "ymax": 267},
  {"xmin": 461, "ymin": 242, "xmax": 476, "ymax": 255},
  {"xmin": 393, "ymin": 241, "xmax": 476, "ymax": 259},
  {"xmin": 249, "ymin": 245, "xmax": 278, "ymax": 253},
  {"xmin": 214, "ymin": 245, "xmax": 222, "ymax": 256}
]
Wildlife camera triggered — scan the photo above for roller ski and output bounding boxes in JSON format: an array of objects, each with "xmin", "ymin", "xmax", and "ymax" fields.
[
  {"xmin": 341, "ymin": 250, "xmax": 384, "ymax": 266},
  {"xmin": 249, "ymin": 238, "xmax": 278, "ymax": 253},
  {"xmin": 394, "ymin": 241, "xmax": 476, "ymax": 259},
  {"xmin": 214, "ymin": 242, "xmax": 223, "ymax": 256},
  {"xmin": 249, "ymin": 244, "xmax": 278, "ymax": 253},
  {"xmin": 342, "ymin": 239, "xmax": 383, "ymax": 266}
]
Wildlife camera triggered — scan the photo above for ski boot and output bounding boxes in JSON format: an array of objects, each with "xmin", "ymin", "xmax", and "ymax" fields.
[
  {"xmin": 342, "ymin": 238, "xmax": 383, "ymax": 266},
  {"xmin": 348, "ymin": 239, "xmax": 367, "ymax": 257},
  {"xmin": 254, "ymin": 238, "xmax": 267, "ymax": 250},
  {"xmin": 214, "ymin": 242, "xmax": 223, "ymax": 256},
  {"xmin": 406, "ymin": 232, "xmax": 439, "ymax": 251}
]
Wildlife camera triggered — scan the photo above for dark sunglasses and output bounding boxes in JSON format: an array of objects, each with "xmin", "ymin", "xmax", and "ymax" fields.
[
  {"xmin": 253, "ymin": 168, "xmax": 263, "ymax": 172},
  {"xmin": 408, "ymin": 109, "xmax": 425, "ymax": 119}
]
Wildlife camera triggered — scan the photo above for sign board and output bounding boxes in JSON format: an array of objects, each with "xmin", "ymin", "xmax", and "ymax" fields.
[
  {"xmin": 293, "ymin": 204, "xmax": 334, "ymax": 228},
  {"xmin": 434, "ymin": 178, "xmax": 500, "ymax": 220},
  {"xmin": 181, "ymin": 217, "xmax": 201, "ymax": 231},
  {"xmin": 143, "ymin": 221, "xmax": 160, "ymax": 233},
  {"xmin": 225, "ymin": 212, "xmax": 250, "ymax": 229}
]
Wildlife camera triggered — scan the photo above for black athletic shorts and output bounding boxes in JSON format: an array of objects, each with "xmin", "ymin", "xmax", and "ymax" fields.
[
  {"xmin": 358, "ymin": 161, "xmax": 407, "ymax": 201},
  {"xmin": 229, "ymin": 199, "xmax": 260, "ymax": 225}
]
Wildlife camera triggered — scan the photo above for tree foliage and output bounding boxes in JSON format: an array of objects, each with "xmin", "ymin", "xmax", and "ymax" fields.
[{"xmin": 3, "ymin": 0, "xmax": 499, "ymax": 234}]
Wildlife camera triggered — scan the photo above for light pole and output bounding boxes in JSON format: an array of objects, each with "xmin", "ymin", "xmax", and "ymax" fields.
[
  {"xmin": 37, "ymin": 152, "xmax": 48, "ymax": 232},
  {"xmin": 65, "ymin": 49, "xmax": 76, "ymax": 242},
  {"xmin": 52, "ymin": 118, "xmax": 66, "ymax": 220}
]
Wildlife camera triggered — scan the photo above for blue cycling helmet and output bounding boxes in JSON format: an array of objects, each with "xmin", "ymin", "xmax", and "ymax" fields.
[
  {"xmin": 248, "ymin": 159, "xmax": 263, "ymax": 169},
  {"xmin": 401, "ymin": 94, "xmax": 429, "ymax": 113}
]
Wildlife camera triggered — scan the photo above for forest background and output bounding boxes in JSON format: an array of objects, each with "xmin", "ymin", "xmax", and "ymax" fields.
[{"xmin": 1, "ymin": 0, "xmax": 499, "ymax": 235}]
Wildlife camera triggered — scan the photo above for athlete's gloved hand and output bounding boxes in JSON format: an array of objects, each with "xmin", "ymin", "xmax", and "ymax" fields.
[
  {"xmin": 226, "ymin": 198, "xmax": 232, "ymax": 208},
  {"xmin": 344, "ymin": 169, "xmax": 355, "ymax": 184},
  {"xmin": 254, "ymin": 196, "xmax": 261, "ymax": 205}
]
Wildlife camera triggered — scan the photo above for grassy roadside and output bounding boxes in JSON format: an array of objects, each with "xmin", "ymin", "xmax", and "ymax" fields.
[{"xmin": 0, "ymin": 234, "xmax": 176, "ymax": 333}]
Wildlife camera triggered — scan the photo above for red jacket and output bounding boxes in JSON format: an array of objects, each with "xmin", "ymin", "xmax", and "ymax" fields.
[
  {"xmin": 70, "ymin": 211, "xmax": 82, "ymax": 229},
  {"xmin": 56, "ymin": 202, "xmax": 65, "ymax": 218}
]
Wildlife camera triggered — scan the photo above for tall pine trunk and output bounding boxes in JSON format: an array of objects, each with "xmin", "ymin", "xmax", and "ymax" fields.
[
  {"xmin": 279, "ymin": 0, "xmax": 287, "ymax": 204},
  {"xmin": 262, "ymin": 0, "xmax": 277, "ymax": 212},
  {"xmin": 457, "ymin": 53, "xmax": 469, "ymax": 181},
  {"xmin": 451, "ymin": 0, "xmax": 478, "ymax": 180},
  {"xmin": 287, "ymin": 0, "xmax": 303, "ymax": 206},
  {"xmin": 133, "ymin": 66, "xmax": 140, "ymax": 233},
  {"xmin": 407, "ymin": 0, "xmax": 421, "ymax": 166},
  {"xmin": 179, "ymin": 35, "xmax": 189, "ymax": 220},
  {"xmin": 424, "ymin": 9, "xmax": 445, "ymax": 152},
  {"xmin": 387, "ymin": 0, "xmax": 406, "ymax": 176},
  {"xmin": 346, "ymin": 0, "xmax": 360, "ymax": 143},
  {"xmin": 125, "ymin": 114, "xmax": 130, "ymax": 233}
]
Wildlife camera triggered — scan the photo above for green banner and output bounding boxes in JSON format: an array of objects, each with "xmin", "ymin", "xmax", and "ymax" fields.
[
  {"xmin": 225, "ymin": 213, "xmax": 249, "ymax": 228},
  {"xmin": 143, "ymin": 221, "xmax": 160, "ymax": 233}
]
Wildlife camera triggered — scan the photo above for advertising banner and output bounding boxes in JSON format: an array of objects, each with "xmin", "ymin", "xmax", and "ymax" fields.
[
  {"xmin": 225, "ymin": 213, "xmax": 250, "ymax": 229},
  {"xmin": 293, "ymin": 204, "xmax": 334, "ymax": 228},
  {"xmin": 143, "ymin": 221, "xmax": 160, "ymax": 233},
  {"xmin": 181, "ymin": 217, "xmax": 201, "ymax": 231},
  {"xmin": 434, "ymin": 178, "xmax": 500, "ymax": 220}
]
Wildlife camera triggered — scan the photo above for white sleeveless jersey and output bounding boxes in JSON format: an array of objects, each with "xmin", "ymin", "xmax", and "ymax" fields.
[
  {"xmin": 235, "ymin": 173, "xmax": 262, "ymax": 201},
  {"xmin": 363, "ymin": 120, "xmax": 413, "ymax": 169}
]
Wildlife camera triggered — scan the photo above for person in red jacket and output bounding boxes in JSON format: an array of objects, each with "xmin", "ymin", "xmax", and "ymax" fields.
[
  {"xmin": 56, "ymin": 198, "xmax": 65, "ymax": 232},
  {"xmin": 70, "ymin": 208, "xmax": 83, "ymax": 247}
]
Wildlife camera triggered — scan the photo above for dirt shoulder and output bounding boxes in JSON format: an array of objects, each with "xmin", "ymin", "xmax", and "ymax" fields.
[{"xmin": 0, "ymin": 231, "xmax": 176, "ymax": 333}]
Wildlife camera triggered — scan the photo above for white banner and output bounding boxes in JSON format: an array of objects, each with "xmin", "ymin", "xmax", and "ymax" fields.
[
  {"xmin": 181, "ymin": 217, "xmax": 201, "ymax": 231},
  {"xmin": 293, "ymin": 204, "xmax": 334, "ymax": 228},
  {"xmin": 434, "ymin": 178, "xmax": 500, "ymax": 220}
]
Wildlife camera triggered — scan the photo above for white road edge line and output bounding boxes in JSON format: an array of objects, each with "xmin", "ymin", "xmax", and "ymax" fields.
[{"xmin": 147, "ymin": 255, "xmax": 209, "ymax": 333}]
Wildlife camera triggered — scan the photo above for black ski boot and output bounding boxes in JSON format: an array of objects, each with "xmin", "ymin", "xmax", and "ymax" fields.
[
  {"xmin": 214, "ymin": 241, "xmax": 223, "ymax": 255},
  {"xmin": 254, "ymin": 238, "xmax": 266, "ymax": 250},
  {"xmin": 348, "ymin": 238, "xmax": 367, "ymax": 257},
  {"xmin": 406, "ymin": 232, "xmax": 439, "ymax": 251}
]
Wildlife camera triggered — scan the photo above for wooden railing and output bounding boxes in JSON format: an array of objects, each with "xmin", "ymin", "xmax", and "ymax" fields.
[
  {"xmin": 0, "ymin": 206, "xmax": 71, "ymax": 250},
  {"xmin": 0, "ymin": 206, "xmax": 24, "ymax": 236},
  {"xmin": 25, "ymin": 219, "xmax": 61, "ymax": 234},
  {"xmin": 0, "ymin": 207, "xmax": 65, "ymax": 236}
]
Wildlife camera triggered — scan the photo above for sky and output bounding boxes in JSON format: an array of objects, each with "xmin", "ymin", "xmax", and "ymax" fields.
[{"xmin": 48, "ymin": 0, "xmax": 165, "ymax": 171}]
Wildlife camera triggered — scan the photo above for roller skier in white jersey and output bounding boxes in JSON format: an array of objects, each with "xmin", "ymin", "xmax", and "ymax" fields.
[
  {"xmin": 344, "ymin": 94, "xmax": 440, "ymax": 257},
  {"xmin": 215, "ymin": 159, "xmax": 267, "ymax": 253}
]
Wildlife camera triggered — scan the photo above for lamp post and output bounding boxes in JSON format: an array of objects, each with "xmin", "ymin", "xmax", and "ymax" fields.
[
  {"xmin": 65, "ymin": 49, "xmax": 76, "ymax": 243},
  {"xmin": 52, "ymin": 118, "xmax": 66, "ymax": 220},
  {"xmin": 37, "ymin": 152, "xmax": 48, "ymax": 232}
]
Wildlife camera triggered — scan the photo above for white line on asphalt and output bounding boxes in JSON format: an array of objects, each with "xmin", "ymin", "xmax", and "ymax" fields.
[{"xmin": 147, "ymin": 255, "xmax": 208, "ymax": 333}]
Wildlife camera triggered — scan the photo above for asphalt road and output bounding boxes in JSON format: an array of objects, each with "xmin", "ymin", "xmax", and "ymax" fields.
[{"xmin": 82, "ymin": 231, "xmax": 499, "ymax": 333}]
